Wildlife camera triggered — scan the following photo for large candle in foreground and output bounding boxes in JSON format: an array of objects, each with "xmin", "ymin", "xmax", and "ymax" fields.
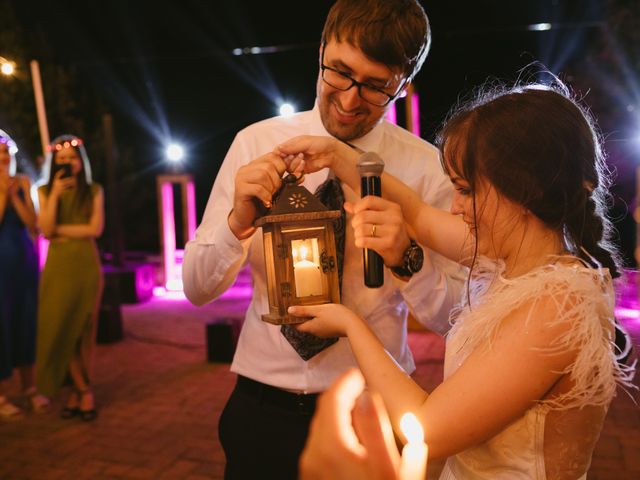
[
  {"xmin": 399, "ymin": 412, "xmax": 428, "ymax": 480},
  {"xmin": 293, "ymin": 244, "xmax": 323, "ymax": 297}
]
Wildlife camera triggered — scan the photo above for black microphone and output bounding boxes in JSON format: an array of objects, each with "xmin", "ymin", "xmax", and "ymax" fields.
[{"xmin": 357, "ymin": 152, "xmax": 384, "ymax": 288}]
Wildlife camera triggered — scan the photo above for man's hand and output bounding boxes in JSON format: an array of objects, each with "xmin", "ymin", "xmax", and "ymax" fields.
[
  {"xmin": 228, "ymin": 152, "xmax": 287, "ymax": 239},
  {"xmin": 346, "ymin": 196, "xmax": 411, "ymax": 268},
  {"xmin": 277, "ymin": 135, "xmax": 339, "ymax": 174},
  {"xmin": 277, "ymin": 135, "xmax": 361, "ymax": 190}
]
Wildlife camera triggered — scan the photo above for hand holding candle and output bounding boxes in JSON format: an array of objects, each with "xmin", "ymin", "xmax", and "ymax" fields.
[{"xmin": 399, "ymin": 413, "xmax": 428, "ymax": 480}]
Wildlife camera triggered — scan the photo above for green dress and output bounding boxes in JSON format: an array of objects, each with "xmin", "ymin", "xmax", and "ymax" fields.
[{"xmin": 36, "ymin": 183, "xmax": 104, "ymax": 396}]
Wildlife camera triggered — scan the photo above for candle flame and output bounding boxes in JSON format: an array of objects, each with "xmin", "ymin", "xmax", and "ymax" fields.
[
  {"xmin": 400, "ymin": 413, "xmax": 424, "ymax": 444},
  {"xmin": 299, "ymin": 244, "xmax": 308, "ymax": 261}
]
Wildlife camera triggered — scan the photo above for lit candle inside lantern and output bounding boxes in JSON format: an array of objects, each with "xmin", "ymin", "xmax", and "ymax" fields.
[
  {"xmin": 293, "ymin": 243, "xmax": 323, "ymax": 297},
  {"xmin": 399, "ymin": 413, "xmax": 428, "ymax": 480}
]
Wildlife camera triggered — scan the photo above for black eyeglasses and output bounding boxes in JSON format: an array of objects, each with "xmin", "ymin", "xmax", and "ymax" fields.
[{"xmin": 320, "ymin": 44, "xmax": 406, "ymax": 107}]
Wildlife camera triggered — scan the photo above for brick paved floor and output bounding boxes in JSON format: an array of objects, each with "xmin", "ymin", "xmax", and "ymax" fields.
[{"xmin": 1, "ymin": 289, "xmax": 638, "ymax": 479}]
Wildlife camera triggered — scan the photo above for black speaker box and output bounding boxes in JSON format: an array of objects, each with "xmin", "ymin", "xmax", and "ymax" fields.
[
  {"xmin": 97, "ymin": 302, "xmax": 123, "ymax": 344},
  {"xmin": 206, "ymin": 317, "xmax": 243, "ymax": 363}
]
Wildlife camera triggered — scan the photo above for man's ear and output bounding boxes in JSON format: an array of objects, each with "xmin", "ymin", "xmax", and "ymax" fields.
[{"xmin": 318, "ymin": 40, "xmax": 326, "ymax": 64}]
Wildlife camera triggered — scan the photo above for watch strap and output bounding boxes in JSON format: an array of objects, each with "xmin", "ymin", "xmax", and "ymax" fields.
[{"xmin": 390, "ymin": 239, "xmax": 422, "ymax": 278}]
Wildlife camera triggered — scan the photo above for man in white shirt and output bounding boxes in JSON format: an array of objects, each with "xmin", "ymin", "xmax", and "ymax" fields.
[{"xmin": 183, "ymin": 1, "xmax": 465, "ymax": 478}]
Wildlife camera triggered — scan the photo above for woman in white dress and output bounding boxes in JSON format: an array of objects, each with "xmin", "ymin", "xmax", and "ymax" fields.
[{"xmin": 278, "ymin": 81, "xmax": 635, "ymax": 479}]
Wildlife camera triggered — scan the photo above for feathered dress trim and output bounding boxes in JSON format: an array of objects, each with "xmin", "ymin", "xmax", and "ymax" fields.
[{"xmin": 447, "ymin": 255, "xmax": 636, "ymax": 411}]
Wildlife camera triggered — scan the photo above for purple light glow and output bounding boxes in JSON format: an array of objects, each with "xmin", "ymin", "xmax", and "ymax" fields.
[
  {"xmin": 38, "ymin": 235, "xmax": 49, "ymax": 269},
  {"xmin": 159, "ymin": 175, "xmax": 197, "ymax": 291},
  {"xmin": 153, "ymin": 283, "xmax": 252, "ymax": 301},
  {"xmin": 186, "ymin": 181, "xmax": 197, "ymax": 241},
  {"xmin": 386, "ymin": 102, "xmax": 397, "ymax": 125},
  {"xmin": 219, "ymin": 285, "xmax": 253, "ymax": 300},
  {"xmin": 161, "ymin": 181, "xmax": 178, "ymax": 290},
  {"xmin": 615, "ymin": 307, "xmax": 640, "ymax": 320},
  {"xmin": 134, "ymin": 264, "xmax": 155, "ymax": 301},
  {"xmin": 411, "ymin": 92, "xmax": 421, "ymax": 137},
  {"xmin": 153, "ymin": 286, "xmax": 187, "ymax": 300}
]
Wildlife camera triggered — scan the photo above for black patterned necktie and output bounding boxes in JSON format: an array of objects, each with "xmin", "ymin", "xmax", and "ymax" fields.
[{"xmin": 280, "ymin": 176, "xmax": 346, "ymax": 361}]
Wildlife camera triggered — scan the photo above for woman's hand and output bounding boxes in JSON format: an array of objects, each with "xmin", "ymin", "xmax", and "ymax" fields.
[
  {"xmin": 9, "ymin": 175, "xmax": 28, "ymax": 199},
  {"xmin": 0, "ymin": 169, "xmax": 11, "ymax": 197},
  {"xmin": 50, "ymin": 170, "xmax": 75, "ymax": 198},
  {"xmin": 299, "ymin": 369, "xmax": 400, "ymax": 480},
  {"xmin": 288, "ymin": 303, "xmax": 362, "ymax": 338}
]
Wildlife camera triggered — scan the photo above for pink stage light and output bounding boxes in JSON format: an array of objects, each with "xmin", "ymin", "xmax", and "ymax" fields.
[
  {"xmin": 615, "ymin": 306, "xmax": 640, "ymax": 321},
  {"xmin": 386, "ymin": 102, "xmax": 397, "ymax": 125},
  {"xmin": 411, "ymin": 92, "xmax": 421, "ymax": 137},
  {"xmin": 161, "ymin": 182, "xmax": 179, "ymax": 290},
  {"xmin": 219, "ymin": 285, "xmax": 254, "ymax": 300},
  {"xmin": 158, "ymin": 174, "xmax": 197, "ymax": 292},
  {"xmin": 152, "ymin": 286, "xmax": 188, "ymax": 301},
  {"xmin": 186, "ymin": 180, "xmax": 197, "ymax": 241}
]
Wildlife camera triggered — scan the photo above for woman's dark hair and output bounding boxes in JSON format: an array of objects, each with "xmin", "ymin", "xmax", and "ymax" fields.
[
  {"xmin": 0, "ymin": 128, "xmax": 18, "ymax": 176},
  {"xmin": 321, "ymin": 0, "xmax": 431, "ymax": 82},
  {"xmin": 44, "ymin": 134, "xmax": 94, "ymax": 216},
  {"xmin": 436, "ymin": 81, "xmax": 622, "ymax": 279}
]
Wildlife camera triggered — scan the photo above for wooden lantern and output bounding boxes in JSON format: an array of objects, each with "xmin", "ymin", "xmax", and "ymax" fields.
[{"xmin": 254, "ymin": 175, "xmax": 341, "ymax": 325}]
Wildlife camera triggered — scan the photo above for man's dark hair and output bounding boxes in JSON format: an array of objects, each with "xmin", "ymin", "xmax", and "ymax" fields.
[{"xmin": 321, "ymin": 0, "xmax": 431, "ymax": 82}]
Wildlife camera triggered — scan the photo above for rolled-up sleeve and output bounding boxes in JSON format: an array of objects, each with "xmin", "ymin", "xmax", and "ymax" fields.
[{"xmin": 182, "ymin": 133, "xmax": 254, "ymax": 306}]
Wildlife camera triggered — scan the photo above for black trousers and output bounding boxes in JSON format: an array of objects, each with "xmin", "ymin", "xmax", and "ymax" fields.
[{"xmin": 219, "ymin": 375, "xmax": 319, "ymax": 480}]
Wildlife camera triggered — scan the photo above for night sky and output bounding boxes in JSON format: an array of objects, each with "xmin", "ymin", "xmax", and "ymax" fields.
[{"xmin": 5, "ymin": 0, "xmax": 636, "ymax": 264}]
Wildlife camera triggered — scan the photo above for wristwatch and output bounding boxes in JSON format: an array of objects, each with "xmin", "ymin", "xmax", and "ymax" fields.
[{"xmin": 390, "ymin": 240, "xmax": 424, "ymax": 278}]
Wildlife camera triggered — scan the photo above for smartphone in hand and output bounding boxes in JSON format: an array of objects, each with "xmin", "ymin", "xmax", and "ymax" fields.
[{"xmin": 54, "ymin": 163, "xmax": 73, "ymax": 179}]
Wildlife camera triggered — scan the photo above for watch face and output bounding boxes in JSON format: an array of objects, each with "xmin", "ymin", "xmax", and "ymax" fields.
[{"xmin": 407, "ymin": 244, "xmax": 424, "ymax": 273}]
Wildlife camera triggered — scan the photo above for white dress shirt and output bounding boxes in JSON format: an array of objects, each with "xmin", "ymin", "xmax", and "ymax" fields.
[{"xmin": 183, "ymin": 104, "xmax": 466, "ymax": 392}]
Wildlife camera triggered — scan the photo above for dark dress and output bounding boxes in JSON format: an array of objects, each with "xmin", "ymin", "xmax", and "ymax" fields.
[{"xmin": 0, "ymin": 189, "xmax": 39, "ymax": 380}]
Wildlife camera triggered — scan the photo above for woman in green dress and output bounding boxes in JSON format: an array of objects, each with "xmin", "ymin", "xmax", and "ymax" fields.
[{"xmin": 36, "ymin": 134, "xmax": 104, "ymax": 421}]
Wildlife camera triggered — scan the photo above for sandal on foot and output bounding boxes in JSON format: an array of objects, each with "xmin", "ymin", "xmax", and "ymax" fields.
[
  {"xmin": 79, "ymin": 408, "xmax": 98, "ymax": 422},
  {"xmin": 60, "ymin": 391, "xmax": 79, "ymax": 419},
  {"xmin": 23, "ymin": 387, "xmax": 51, "ymax": 414},
  {"xmin": 78, "ymin": 388, "xmax": 98, "ymax": 422},
  {"xmin": 0, "ymin": 395, "xmax": 24, "ymax": 420}
]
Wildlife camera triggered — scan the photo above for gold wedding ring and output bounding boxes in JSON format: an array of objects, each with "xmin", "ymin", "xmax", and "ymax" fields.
[{"xmin": 371, "ymin": 224, "xmax": 377, "ymax": 237}]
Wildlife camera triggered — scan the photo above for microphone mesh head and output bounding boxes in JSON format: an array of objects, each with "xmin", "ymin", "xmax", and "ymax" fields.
[{"xmin": 357, "ymin": 152, "xmax": 384, "ymax": 176}]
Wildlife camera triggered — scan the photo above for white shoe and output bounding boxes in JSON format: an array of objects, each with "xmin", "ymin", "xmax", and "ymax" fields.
[
  {"xmin": 23, "ymin": 387, "xmax": 51, "ymax": 413},
  {"xmin": 0, "ymin": 395, "xmax": 24, "ymax": 419}
]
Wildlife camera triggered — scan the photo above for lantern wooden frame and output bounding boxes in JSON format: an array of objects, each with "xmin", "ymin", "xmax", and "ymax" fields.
[{"xmin": 255, "ymin": 176, "xmax": 341, "ymax": 325}]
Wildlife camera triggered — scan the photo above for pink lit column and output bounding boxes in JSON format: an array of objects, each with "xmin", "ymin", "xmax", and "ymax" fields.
[
  {"xmin": 404, "ymin": 84, "xmax": 421, "ymax": 137},
  {"xmin": 156, "ymin": 174, "xmax": 197, "ymax": 291},
  {"xmin": 410, "ymin": 90, "xmax": 420, "ymax": 137},
  {"xmin": 385, "ymin": 85, "xmax": 421, "ymax": 137}
]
